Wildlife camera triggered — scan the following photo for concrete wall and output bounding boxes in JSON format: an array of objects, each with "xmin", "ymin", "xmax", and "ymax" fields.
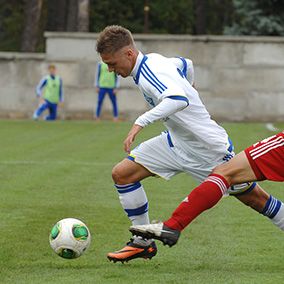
[{"xmin": 1, "ymin": 32, "xmax": 284, "ymax": 121}]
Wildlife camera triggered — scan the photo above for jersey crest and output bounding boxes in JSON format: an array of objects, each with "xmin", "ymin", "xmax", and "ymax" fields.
[{"xmin": 143, "ymin": 93, "xmax": 155, "ymax": 107}]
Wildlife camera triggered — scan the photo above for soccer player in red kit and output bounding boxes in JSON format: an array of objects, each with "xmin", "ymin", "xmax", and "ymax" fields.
[
  {"xmin": 130, "ymin": 132, "xmax": 284, "ymax": 246},
  {"xmin": 245, "ymin": 133, "xmax": 284, "ymax": 181}
]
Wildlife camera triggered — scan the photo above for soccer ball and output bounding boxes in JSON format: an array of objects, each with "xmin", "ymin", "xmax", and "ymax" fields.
[{"xmin": 49, "ymin": 218, "xmax": 91, "ymax": 259}]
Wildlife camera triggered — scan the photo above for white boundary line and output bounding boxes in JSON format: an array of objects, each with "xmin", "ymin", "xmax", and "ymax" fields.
[{"xmin": 265, "ymin": 123, "xmax": 279, "ymax": 132}]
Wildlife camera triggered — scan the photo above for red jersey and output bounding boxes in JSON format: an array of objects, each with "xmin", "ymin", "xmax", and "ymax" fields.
[{"xmin": 245, "ymin": 132, "xmax": 284, "ymax": 182}]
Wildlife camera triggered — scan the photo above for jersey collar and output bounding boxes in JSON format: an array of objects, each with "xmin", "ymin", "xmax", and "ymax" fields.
[{"xmin": 131, "ymin": 52, "xmax": 148, "ymax": 84}]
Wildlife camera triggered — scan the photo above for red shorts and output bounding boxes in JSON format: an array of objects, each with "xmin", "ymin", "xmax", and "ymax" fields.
[{"xmin": 245, "ymin": 132, "xmax": 284, "ymax": 182}]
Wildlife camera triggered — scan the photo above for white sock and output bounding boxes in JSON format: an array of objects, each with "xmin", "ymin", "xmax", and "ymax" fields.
[
  {"xmin": 262, "ymin": 195, "xmax": 284, "ymax": 230},
  {"xmin": 271, "ymin": 204, "xmax": 284, "ymax": 230},
  {"xmin": 115, "ymin": 182, "xmax": 150, "ymax": 226}
]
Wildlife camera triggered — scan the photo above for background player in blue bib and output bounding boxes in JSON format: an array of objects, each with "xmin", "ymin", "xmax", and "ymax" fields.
[
  {"xmin": 33, "ymin": 64, "xmax": 63, "ymax": 121},
  {"xmin": 95, "ymin": 61, "xmax": 119, "ymax": 121}
]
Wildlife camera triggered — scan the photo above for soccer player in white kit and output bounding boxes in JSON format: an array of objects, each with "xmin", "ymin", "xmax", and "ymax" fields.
[{"xmin": 96, "ymin": 25, "xmax": 284, "ymax": 263}]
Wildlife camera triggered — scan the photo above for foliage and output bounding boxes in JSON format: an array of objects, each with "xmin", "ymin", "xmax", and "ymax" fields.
[
  {"xmin": 224, "ymin": 0, "xmax": 284, "ymax": 35},
  {"xmin": 0, "ymin": 1, "xmax": 24, "ymax": 51},
  {"xmin": 205, "ymin": 0, "xmax": 234, "ymax": 35},
  {"xmin": 90, "ymin": 0, "xmax": 145, "ymax": 33},
  {"xmin": 90, "ymin": 0, "xmax": 194, "ymax": 34},
  {"xmin": 1, "ymin": 0, "xmax": 284, "ymax": 51},
  {"xmin": 146, "ymin": 0, "xmax": 194, "ymax": 34},
  {"xmin": 89, "ymin": 0, "xmax": 230, "ymax": 35}
]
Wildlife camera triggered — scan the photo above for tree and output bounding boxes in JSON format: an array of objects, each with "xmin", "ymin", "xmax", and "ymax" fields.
[
  {"xmin": 194, "ymin": 0, "xmax": 207, "ymax": 34},
  {"xmin": 66, "ymin": 0, "xmax": 78, "ymax": 31},
  {"xmin": 21, "ymin": 0, "xmax": 43, "ymax": 52},
  {"xmin": 90, "ymin": 0, "xmax": 145, "ymax": 33},
  {"xmin": 0, "ymin": 1, "xmax": 24, "ymax": 51},
  {"xmin": 66, "ymin": 0, "xmax": 90, "ymax": 32},
  {"xmin": 139, "ymin": 0, "xmax": 194, "ymax": 34},
  {"xmin": 46, "ymin": 0, "xmax": 68, "ymax": 32},
  {"xmin": 78, "ymin": 0, "xmax": 89, "ymax": 32},
  {"xmin": 224, "ymin": 0, "xmax": 284, "ymax": 35}
]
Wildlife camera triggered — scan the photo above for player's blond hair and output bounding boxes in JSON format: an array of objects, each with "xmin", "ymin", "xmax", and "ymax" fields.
[
  {"xmin": 48, "ymin": 64, "xmax": 56, "ymax": 69},
  {"xmin": 96, "ymin": 25, "xmax": 135, "ymax": 54}
]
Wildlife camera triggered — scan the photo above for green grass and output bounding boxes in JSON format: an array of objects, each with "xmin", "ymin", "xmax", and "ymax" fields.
[{"xmin": 0, "ymin": 120, "xmax": 283, "ymax": 284}]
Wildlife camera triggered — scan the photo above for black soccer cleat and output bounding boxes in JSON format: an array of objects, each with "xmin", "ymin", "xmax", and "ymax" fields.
[{"xmin": 129, "ymin": 222, "xmax": 180, "ymax": 247}]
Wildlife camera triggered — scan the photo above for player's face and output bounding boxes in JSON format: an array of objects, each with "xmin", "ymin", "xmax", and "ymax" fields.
[
  {"xmin": 101, "ymin": 47, "xmax": 136, "ymax": 77},
  {"xmin": 49, "ymin": 66, "xmax": 56, "ymax": 76}
]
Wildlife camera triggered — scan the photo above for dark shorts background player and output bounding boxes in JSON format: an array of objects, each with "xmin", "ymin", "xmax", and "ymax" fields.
[{"xmin": 130, "ymin": 132, "xmax": 284, "ymax": 247}]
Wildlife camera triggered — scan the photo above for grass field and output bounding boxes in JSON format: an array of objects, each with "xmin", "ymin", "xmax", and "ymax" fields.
[{"xmin": 0, "ymin": 120, "xmax": 283, "ymax": 284}]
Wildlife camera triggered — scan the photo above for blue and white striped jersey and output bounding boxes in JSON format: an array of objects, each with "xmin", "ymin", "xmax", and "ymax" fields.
[
  {"xmin": 168, "ymin": 56, "xmax": 194, "ymax": 86},
  {"xmin": 131, "ymin": 52, "xmax": 229, "ymax": 155}
]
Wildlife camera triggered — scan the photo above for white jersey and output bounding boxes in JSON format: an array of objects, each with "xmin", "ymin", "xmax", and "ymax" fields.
[
  {"xmin": 168, "ymin": 56, "xmax": 194, "ymax": 86},
  {"xmin": 130, "ymin": 52, "xmax": 230, "ymax": 157}
]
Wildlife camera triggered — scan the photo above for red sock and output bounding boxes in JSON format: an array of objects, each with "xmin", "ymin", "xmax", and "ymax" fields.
[{"xmin": 164, "ymin": 174, "xmax": 229, "ymax": 231}]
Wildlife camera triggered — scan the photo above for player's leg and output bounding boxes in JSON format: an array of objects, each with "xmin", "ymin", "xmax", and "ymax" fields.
[
  {"xmin": 112, "ymin": 158, "xmax": 154, "ymax": 226},
  {"xmin": 33, "ymin": 100, "xmax": 49, "ymax": 120},
  {"xmin": 213, "ymin": 151, "xmax": 257, "ymax": 184},
  {"xmin": 236, "ymin": 184, "xmax": 284, "ymax": 230},
  {"xmin": 129, "ymin": 152, "xmax": 260, "ymax": 246},
  {"xmin": 112, "ymin": 132, "xmax": 181, "ymax": 228},
  {"xmin": 221, "ymin": 151, "xmax": 284, "ymax": 231},
  {"xmin": 108, "ymin": 89, "xmax": 118, "ymax": 120},
  {"xmin": 130, "ymin": 141, "xmax": 284, "ymax": 245},
  {"xmin": 45, "ymin": 103, "xmax": 57, "ymax": 120},
  {"xmin": 130, "ymin": 141, "xmax": 234, "ymax": 246},
  {"xmin": 130, "ymin": 173, "xmax": 229, "ymax": 246},
  {"xmin": 108, "ymin": 158, "xmax": 157, "ymax": 262},
  {"xmin": 95, "ymin": 88, "xmax": 106, "ymax": 119},
  {"xmin": 108, "ymin": 132, "xmax": 181, "ymax": 262}
]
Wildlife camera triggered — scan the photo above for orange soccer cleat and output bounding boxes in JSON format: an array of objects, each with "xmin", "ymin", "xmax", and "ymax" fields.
[{"xmin": 107, "ymin": 238, "xmax": 157, "ymax": 263}]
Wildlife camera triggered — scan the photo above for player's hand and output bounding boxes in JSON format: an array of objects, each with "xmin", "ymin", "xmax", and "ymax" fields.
[
  {"xmin": 39, "ymin": 98, "xmax": 45, "ymax": 105},
  {"xmin": 124, "ymin": 124, "xmax": 143, "ymax": 153}
]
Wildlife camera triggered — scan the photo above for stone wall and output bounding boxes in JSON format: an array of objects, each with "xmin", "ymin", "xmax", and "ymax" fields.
[{"xmin": 0, "ymin": 32, "xmax": 283, "ymax": 121}]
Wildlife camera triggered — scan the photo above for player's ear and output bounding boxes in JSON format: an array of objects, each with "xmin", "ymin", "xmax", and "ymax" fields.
[{"xmin": 126, "ymin": 48, "xmax": 134, "ymax": 57}]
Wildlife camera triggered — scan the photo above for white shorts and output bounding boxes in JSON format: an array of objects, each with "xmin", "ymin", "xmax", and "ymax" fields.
[{"xmin": 129, "ymin": 131, "xmax": 255, "ymax": 195}]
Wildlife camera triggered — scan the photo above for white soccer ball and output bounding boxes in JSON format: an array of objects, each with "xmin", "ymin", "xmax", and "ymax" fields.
[{"xmin": 49, "ymin": 218, "xmax": 91, "ymax": 259}]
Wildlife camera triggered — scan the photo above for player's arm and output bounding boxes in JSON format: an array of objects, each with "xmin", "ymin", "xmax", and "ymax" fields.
[
  {"xmin": 35, "ymin": 77, "xmax": 47, "ymax": 97},
  {"xmin": 59, "ymin": 78, "xmax": 64, "ymax": 103},
  {"xmin": 94, "ymin": 62, "xmax": 101, "ymax": 88},
  {"xmin": 124, "ymin": 95, "xmax": 188, "ymax": 153},
  {"xmin": 124, "ymin": 97, "xmax": 188, "ymax": 152},
  {"xmin": 113, "ymin": 73, "xmax": 119, "ymax": 94},
  {"xmin": 124, "ymin": 124, "xmax": 143, "ymax": 153},
  {"xmin": 124, "ymin": 64, "xmax": 189, "ymax": 153},
  {"xmin": 135, "ymin": 96, "xmax": 189, "ymax": 127}
]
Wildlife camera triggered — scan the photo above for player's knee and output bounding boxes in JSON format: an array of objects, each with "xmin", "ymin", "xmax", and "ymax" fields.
[
  {"xmin": 213, "ymin": 163, "xmax": 234, "ymax": 183},
  {"xmin": 112, "ymin": 164, "xmax": 129, "ymax": 184},
  {"xmin": 212, "ymin": 164, "xmax": 227, "ymax": 177},
  {"xmin": 112, "ymin": 165, "xmax": 120, "ymax": 183}
]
